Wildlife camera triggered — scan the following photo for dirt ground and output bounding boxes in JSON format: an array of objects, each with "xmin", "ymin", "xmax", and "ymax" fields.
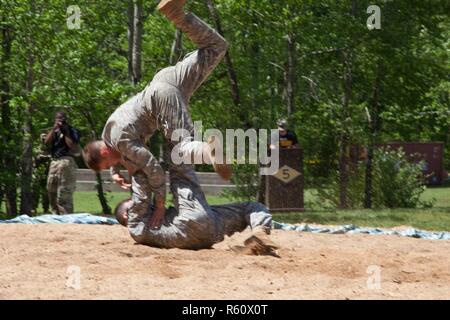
[{"xmin": 0, "ymin": 224, "xmax": 449, "ymax": 300}]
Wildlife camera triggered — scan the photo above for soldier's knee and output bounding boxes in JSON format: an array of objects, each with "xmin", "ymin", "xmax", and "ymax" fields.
[
  {"xmin": 247, "ymin": 201, "xmax": 269, "ymax": 213},
  {"xmin": 215, "ymin": 38, "xmax": 228, "ymax": 59},
  {"xmin": 47, "ymin": 176, "xmax": 57, "ymax": 191},
  {"xmin": 218, "ymin": 37, "xmax": 228, "ymax": 52},
  {"xmin": 248, "ymin": 201, "xmax": 272, "ymax": 227}
]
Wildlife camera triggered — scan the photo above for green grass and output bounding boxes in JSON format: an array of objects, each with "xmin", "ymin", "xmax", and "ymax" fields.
[
  {"xmin": 2, "ymin": 187, "xmax": 449, "ymax": 232},
  {"xmin": 71, "ymin": 192, "xmax": 232, "ymax": 214},
  {"xmin": 274, "ymin": 187, "xmax": 450, "ymax": 232},
  {"xmin": 421, "ymin": 187, "xmax": 450, "ymax": 208},
  {"xmin": 272, "ymin": 207, "xmax": 450, "ymax": 232},
  {"xmin": 19, "ymin": 192, "xmax": 233, "ymax": 216},
  {"xmin": 0, "ymin": 191, "xmax": 233, "ymax": 217}
]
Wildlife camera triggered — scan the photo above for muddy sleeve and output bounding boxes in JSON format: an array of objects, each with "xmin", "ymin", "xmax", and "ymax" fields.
[{"xmin": 117, "ymin": 139, "xmax": 166, "ymax": 202}]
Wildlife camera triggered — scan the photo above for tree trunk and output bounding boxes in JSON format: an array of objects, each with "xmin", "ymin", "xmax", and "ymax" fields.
[
  {"xmin": 364, "ymin": 144, "xmax": 374, "ymax": 208},
  {"xmin": 20, "ymin": 52, "xmax": 35, "ymax": 215},
  {"xmin": 127, "ymin": 0, "xmax": 135, "ymax": 83},
  {"xmin": 338, "ymin": 1, "xmax": 357, "ymax": 209},
  {"xmin": 96, "ymin": 172, "xmax": 111, "ymax": 215},
  {"xmin": 131, "ymin": 0, "xmax": 143, "ymax": 85},
  {"xmin": 364, "ymin": 61, "xmax": 384, "ymax": 208},
  {"xmin": 338, "ymin": 50, "xmax": 352, "ymax": 209},
  {"xmin": 0, "ymin": 24, "xmax": 17, "ymax": 217},
  {"xmin": 169, "ymin": 28, "xmax": 183, "ymax": 65},
  {"xmin": 285, "ymin": 33, "xmax": 296, "ymax": 115},
  {"xmin": 205, "ymin": 0, "xmax": 241, "ymax": 109},
  {"xmin": 249, "ymin": 11, "xmax": 259, "ymax": 118}
]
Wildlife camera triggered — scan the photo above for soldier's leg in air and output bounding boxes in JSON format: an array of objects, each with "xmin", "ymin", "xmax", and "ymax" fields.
[
  {"xmin": 155, "ymin": 0, "xmax": 228, "ymax": 99},
  {"xmin": 153, "ymin": 1, "xmax": 231, "ymax": 180}
]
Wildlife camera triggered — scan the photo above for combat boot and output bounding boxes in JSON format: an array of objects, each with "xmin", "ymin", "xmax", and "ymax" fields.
[
  {"xmin": 157, "ymin": 0, "xmax": 187, "ymax": 25},
  {"xmin": 244, "ymin": 225, "xmax": 279, "ymax": 254}
]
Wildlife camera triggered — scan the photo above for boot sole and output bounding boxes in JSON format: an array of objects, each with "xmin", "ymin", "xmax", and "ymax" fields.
[
  {"xmin": 157, "ymin": 0, "xmax": 186, "ymax": 13},
  {"xmin": 242, "ymin": 235, "xmax": 281, "ymax": 257}
]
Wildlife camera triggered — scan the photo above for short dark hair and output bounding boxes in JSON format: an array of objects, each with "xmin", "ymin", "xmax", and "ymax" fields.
[
  {"xmin": 114, "ymin": 198, "xmax": 131, "ymax": 227},
  {"xmin": 82, "ymin": 140, "xmax": 104, "ymax": 172},
  {"xmin": 55, "ymin": 111, "xmax": 68, "ymax": 121}
]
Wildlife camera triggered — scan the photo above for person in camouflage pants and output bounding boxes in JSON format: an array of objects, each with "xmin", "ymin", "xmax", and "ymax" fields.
[
  {"xmin": 45, "ymin": 112, "xmax": 80, "ymax": 214},
  {"xmin": 47, "ymin": 157, "xmax": 77, "ymax": 214},
  {"xmin": 115, "ymin": 157, "xmax": 278, "ymax": 255}
]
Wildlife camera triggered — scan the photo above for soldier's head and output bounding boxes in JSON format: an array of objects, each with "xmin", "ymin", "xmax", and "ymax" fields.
[
  {"xmin": 82, "ymin": 140, "xmax": 121, "ymax": 172},
  {"xmin": 114, "ymin": 198, "xmax": 132, "ymax": 227}
]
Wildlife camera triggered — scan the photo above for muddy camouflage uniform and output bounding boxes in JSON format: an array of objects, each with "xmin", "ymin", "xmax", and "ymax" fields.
[
  {"xmin": 130, "ymin": 159, "xmax": 273, "ymax": 249},
  {"xmin": 102, "ymin": 12, "xmax": 228, "ymax": 221},
  {"xmin": 102, "ymin": 12, "xmax": 272, "ymax": 248}
]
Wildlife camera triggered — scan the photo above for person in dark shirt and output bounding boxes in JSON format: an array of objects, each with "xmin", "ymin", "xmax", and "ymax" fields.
[
  {"xmin": 44, "ymin": 111, "xmax": 80, "ymax": 214},
  {"xmin": 269, "ymin": 119, "xmax": 299, "ymax": 150},
  {"xmin": 259, "ymin": 119, "xmax": 299, "ymax": 203},
  {"xmin": 277, "ymin": 119, "xmax": 298, "ymax": 148}
]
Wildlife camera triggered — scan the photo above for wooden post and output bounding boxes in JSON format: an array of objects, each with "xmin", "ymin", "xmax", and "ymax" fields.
[{"xmin": 265, "ymin": 148, "xmax": 304, "ymax": 212}]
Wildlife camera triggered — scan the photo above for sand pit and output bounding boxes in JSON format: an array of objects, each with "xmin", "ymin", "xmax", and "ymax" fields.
[{"xmin": 0, "ymin": 224, "xmax": 449, "ymax": 300}]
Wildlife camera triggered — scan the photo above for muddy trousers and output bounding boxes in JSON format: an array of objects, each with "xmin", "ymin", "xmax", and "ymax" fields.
[
  {"xmin": 147, "ymin": 12, "xmax": 228, "ymax": 164},
  {"xmin": 129, "ymin": 163, "xmax": 272, "ymax": 250}
]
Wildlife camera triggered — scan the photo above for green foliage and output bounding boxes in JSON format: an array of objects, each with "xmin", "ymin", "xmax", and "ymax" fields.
[
  {"xmin": 221, "ymin": 164, "xmax": 259, "ymax": 201},
  {"xmin": 315, "ymin": 148, "xmax": 433, "ymax": 209},
  {"xmin": 372, "ymin": 148, "xmax": 433, "ymax": 208},
  {"xmin": 0, "ymin": 0, "xmax": 448, "ymax": 215},
  {"xmin": 314, "ymin": 168, "xmax": 366, "ymax": 209}
]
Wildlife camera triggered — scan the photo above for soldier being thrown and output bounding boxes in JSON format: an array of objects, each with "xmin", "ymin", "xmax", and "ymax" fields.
[{"xmin": 83, "ymin": 0, "xmax": 231, "ymax": 229}]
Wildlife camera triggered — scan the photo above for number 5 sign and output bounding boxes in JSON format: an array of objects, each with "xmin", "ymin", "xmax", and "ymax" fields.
[
  {"xmin": 265, "ymin": 148, "xmax": 304, "ymax": 212},
  {"xmin": 273, "ymin": 165, "xmax": 301, "ymax": 184}
]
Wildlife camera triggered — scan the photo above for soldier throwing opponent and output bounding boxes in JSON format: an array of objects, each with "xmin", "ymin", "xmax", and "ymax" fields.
[{"xmin": 83, "ymin": 0, "xmax": 231, "ymax": 229}]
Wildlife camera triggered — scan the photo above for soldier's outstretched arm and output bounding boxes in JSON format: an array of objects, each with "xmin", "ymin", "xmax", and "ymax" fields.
[
  {"xmin": 117, "ymin": 140, "xmax": 166, "ymax": 206},
  {"xmin": 110, "ymin": 166, "xmax": 132, "ymax": 190}
]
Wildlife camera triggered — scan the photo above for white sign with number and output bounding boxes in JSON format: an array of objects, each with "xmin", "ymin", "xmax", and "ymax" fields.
[{"xmin": 273, "ymin": 165, "xmax": 301, "ymax": 184}]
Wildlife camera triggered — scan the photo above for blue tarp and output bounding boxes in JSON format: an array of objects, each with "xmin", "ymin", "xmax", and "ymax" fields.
[
  {"xmin": 0, "ymin": 213, "xmax": 118, "ymax": 225},
  {"xmin": 272, "ymin": 221, "xmax": 450, "ymax": 241},
  {"xmin": 1, "ymin": 214, "xmax": 449, "ymax": 240}
]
